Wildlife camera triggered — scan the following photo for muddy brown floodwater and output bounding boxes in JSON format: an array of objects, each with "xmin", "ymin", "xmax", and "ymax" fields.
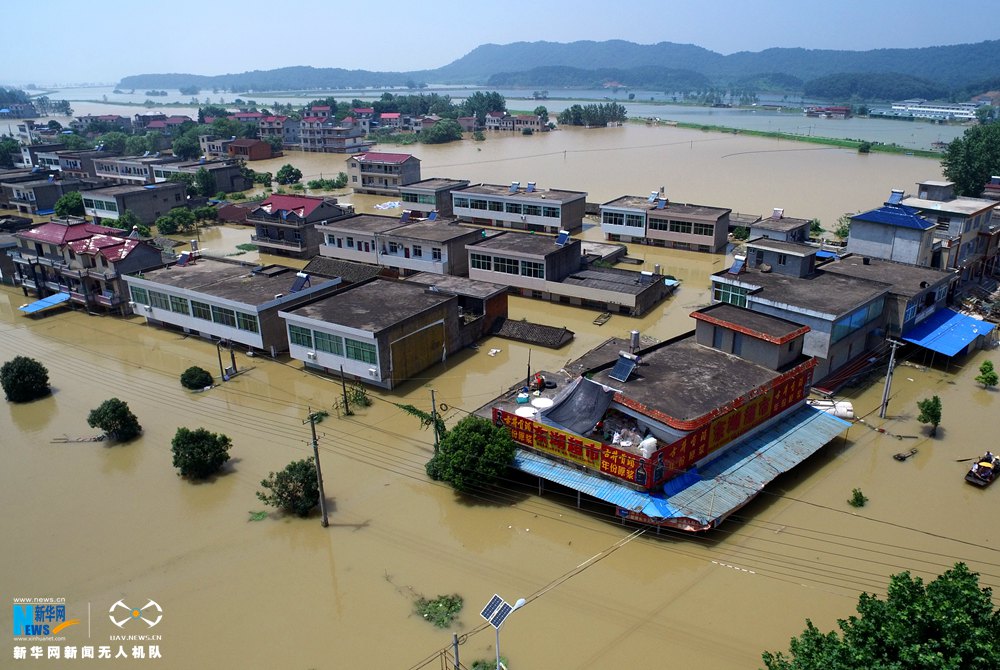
[{"xmin": 3, "ymin": 125, "xmax": 999, "ymax": 670}]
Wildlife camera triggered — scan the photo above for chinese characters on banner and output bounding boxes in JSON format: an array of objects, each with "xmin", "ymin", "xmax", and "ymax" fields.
[{"xmin": 494, "ymin": 365, "xmax": 809, "ymax": 490}]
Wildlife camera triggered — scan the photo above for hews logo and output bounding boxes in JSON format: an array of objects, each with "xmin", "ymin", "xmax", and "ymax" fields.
[
  {"xmin": 12, "ymin": 604, "xmax": 80, "ymax": 636},
  {"xmin": 109, "ymin": 599, "xmax": 162, "ymax": 629}
]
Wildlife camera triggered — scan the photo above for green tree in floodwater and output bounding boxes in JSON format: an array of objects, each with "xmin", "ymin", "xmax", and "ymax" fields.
[{"xmin": 762, "ymin": 563, "xmax": 1000, "ymax": 670}]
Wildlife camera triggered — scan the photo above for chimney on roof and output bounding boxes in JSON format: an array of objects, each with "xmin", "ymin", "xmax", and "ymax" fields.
[{"xmin": 771, "ymin": 207, "xmax": 784, "ymax": 220}]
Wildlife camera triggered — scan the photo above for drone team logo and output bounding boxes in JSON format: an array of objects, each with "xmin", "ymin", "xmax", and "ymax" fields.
[{"xmin": 108, "ymin": 599, "xmax": 162, "ymax": 629}]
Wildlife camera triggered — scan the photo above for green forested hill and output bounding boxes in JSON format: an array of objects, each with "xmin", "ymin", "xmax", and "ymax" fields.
[{"xmin": 118, "ymin": 39, "xmax": 1000, "ymax": 99}]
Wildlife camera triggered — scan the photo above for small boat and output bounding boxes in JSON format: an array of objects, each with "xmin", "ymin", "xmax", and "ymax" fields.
[
  {"xmin": 966, "ymin": 458, "xmax": 997, "ymax": 487},
  {"xmin": 806, "ymin": 398, "xmax": 854, "ymax": 419},
  {"xmin": 593, "ymin": 312, "xmax": 612, "ymax": 326}
]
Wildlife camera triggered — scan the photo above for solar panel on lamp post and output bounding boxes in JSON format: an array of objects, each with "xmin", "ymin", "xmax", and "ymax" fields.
[{"xmin": 480, "ymin": 594, "xmax": 526, "ymax": 670}]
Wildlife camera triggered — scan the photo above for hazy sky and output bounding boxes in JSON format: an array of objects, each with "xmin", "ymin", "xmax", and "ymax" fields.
[{"xmin": 4, "ymin": 0, "xmax": 997, "ymax": 85}]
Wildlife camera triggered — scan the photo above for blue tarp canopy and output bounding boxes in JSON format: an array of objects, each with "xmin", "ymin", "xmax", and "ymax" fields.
[
  {"xmin": 19, "ymin": 292, "xmax": 71, "ymax": 314},
  {"xmin": 902, "ymin": 308, "xmax": 995, "ymax": 357},
  {"xmin": 513, "ymin": 405, "xmax": 849, "ymax": 529}
]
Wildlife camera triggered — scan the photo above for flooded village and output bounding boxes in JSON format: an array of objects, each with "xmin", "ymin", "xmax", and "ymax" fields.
[{"xmin": 3, "ymin": 98, "xmax": 1000, "ymax": 669}]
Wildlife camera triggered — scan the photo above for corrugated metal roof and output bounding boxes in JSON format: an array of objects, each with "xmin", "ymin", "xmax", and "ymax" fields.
[
  {"xmin": 902, "ymin": 307, "xmax": 996, "ymax": 356},
  {"xmin": 851, "ymin": 204, "xmax": 933, "ymax": 230},
  {"xmin": 512, "ymin": 405, "xmax": 849, "ymax": 529}
]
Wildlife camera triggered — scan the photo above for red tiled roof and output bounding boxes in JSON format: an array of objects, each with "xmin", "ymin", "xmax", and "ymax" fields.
[
  {"xmin": 204, "ymin": 116, "xmax": 217, "ymax": 124},
  {"xmin": 230, "ymin": 139, "xmax": 265, "ymax": 147},
  {"xmin": 67, "ymin": 235, "xmax": 141, "ymax": 262},
  {"xmin": 19, "ymin": 222, "xmax": 122, "ymax": 245},
  {"xmin": 300, "ymin": 116, "xmax": 325, "ymax": 123},
  {"xmin": 352, "ymin": 152, "xmax": 414, "ymax": 164},
  {"xmin": 257, "ymin": 194, "xmax": 329, "ymax": 219},
  {"xmin": 146, "ymin": 120, "xmax": 167, "ymax": 129},
  {"xmin": 164, "ymin": 115, "xmax": 192, "ymax": 124},
  {"xmin": 342, "ymin": 116, "xmax": 354, "ymax": 123},
  {"xmin": 380, "ymin": 112, "xmax": 401, "ymax": 119},
  {"xmin": 310, "ymin": 106, "xmax": 331, "ymax": 111},
  {"xmin": 351, "ymin": 107, "xmax": 374, "ymax": 114},
  {"xmin": 261, "ymin": 116, "xmax": 288, "ymax": 122},
  {"xmin": 232, "ymin": 112, "xmax": 264, "ymax": 119}
]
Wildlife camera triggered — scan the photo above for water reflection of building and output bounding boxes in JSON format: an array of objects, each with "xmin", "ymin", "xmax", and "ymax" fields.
[{"xmin": 487, "ymin": 304, "xmax": 849, "ymax": 532}]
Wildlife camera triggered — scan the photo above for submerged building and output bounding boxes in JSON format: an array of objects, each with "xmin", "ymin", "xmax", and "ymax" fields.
[{"xmin": 486, "ymin": 303, "xmax": 849, "ymax": 531}]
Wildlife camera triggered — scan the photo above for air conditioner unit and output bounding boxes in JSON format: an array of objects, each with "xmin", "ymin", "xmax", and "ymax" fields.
[
  {"xmin": 143, "ymin": 304, "xmax": 152, "ymax": 312},
  {"xmin": 128, "ymin": 301, "xmax": 136, "ymax": 308},
  {"xmin": 368, "ymin": 368, "xmax": 377, "ymax": 377},
  {"xmin": 306, "ymin": 351, "xmax": 316, "ymax": 360}
]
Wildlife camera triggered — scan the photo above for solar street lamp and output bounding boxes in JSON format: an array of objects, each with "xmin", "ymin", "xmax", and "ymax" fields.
[{"xmin": 481, "ymin": 594, "xmax": 526, "ymax": 670}]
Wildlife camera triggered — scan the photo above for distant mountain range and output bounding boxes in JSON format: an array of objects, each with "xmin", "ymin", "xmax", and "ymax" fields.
[{"xmin": 118, "ymin": 39, "xmax": 1000, "ymax": 100}]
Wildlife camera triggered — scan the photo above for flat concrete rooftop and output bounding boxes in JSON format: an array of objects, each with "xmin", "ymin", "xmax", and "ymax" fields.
[
  {"xmin": 747, "ymin": 238, "xmax": 817, "ymax": 255},
  {"xmin": 458, "ymin": 183, "xmax": 586, "ymax": 202},
  {"xmin": 390, "ymin": 219, "xmax": 481, "ymax": 243},
  {"xmin": 822, "ymin": 255, "xmax": 955, "ymax": 297},
  {"xmin": 320, "ymin": 214, "xmax": 406, "ymax": 234},
  {"xmin": 693, "ymin": 302, "xmax": 808, "ymax": 342},
  {"xmin": 589, "ymin": 335, "xmax": 796, "ymax": 423},
  {"xmin": 406, "ymin": 272, "xmax": 508, "ymax": 299},
  {"xmin": 752, "ymin": 217, "xmax": 811, "ymax": 232},
  {"xmin": 137, "ymin": 259, "xmax": 335, "ymax": 306},
  {"xmin": 285, "ymin": 278, "xmax": 453, "ymax": 332},
  {"xmin": 468, "ymin": 231, "xmax": 579, "ymax": 256},
  {"xmin": 562, "ymin": 267, "xmax": 663, "ymax": 296},
  {"xmin": 403, "ymin": 178, "xmax": 469, "ymax": 191},
  {"xmin": 902, "ymin": 195, "xmax": 996, "ymax": 216},
  {"xmin": 719, "ymin": 267, "xmax": 890, "ymax": 316}
]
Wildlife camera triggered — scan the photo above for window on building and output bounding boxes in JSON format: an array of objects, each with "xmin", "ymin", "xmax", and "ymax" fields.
[
  {"xmin": 289, "ymin": 324, "xmax": 313, "ymax": 348},
  {"xmin": 345, "ymin": 338, "xmax": 377, "ymax": 364},
  {"xmin": 129, "ymin": 286, "xmax": 149, "ymax": 305},
  {"xmin": 401, "ymin": 192, "xmax": 418, "ymax": 203},
  {"xmin": 412, "ymin": 244, "xmax": 422, "ymax": 258},
  {"xmin": 494, "ymin": 257, "xmax": 519, "ymax": 274},
  {"xmin": 935, "ymin": 284, "xmax": 948, "ymax": 302},
  {"xmin": 692, "ymin": 222, "xmax": 714, "ymax": 236},
  {"xmin": 521, "ymin": 260, "xmax": 544, "ymax": 278},
  {"xmin": 149, "ymin": 291, "xmax": 170, "ymax": 310},
  {"xmin": 432, "ymin": 248, "xmax": 442, "ymax": 261},
  {"xmin": 603, "ymin": 211, "xmax": 624, "ymax": 226},
  {"xmin": 488, "ymin": 200, "xmax": 504, "ymax": 212},
  {"xmin": 505, "ymin": 202, "xmax": 522, "ymax": 214},
  {"xmin": 169, "ymin": 295, "xmax": 189, "ymax": 315},
  {"xmin": 471, "ymin": 253, "xmax": 491, "ymax": 270},
  {"xmin": 470, "ymin": 199, "xmax": 488, "ymax": 210},
  {"xmin": 191, "ymin": 300, "xmax": 211, "ymax": 320},
  {"xmin": 625, "ymin": 213, "xmax": 645, "ymax": 228},
  {"xmin": 236, "ymin": 312, "xmax": 259, "ymax": 333},
  {"xmin": 648, "ymin": 219, "xmax": 668, "ymax": 231},
  {"xmin": 777, "ymin": 253, "xmax": 788, "ymax": 265},
  {"xmin": 543, "ymin": 206, "xmax": 560, "ymax": 218},
  {"xmin": 346, "ymin": 237, "xmax": 354, "ymax": 248},
  {"xmin": 454, "ymin": 197, "xmax": 469, "ymax": 208},
  {"xmin": 211, "ymin": 305, "xmax": 237, "ymax": 328},
  {"xmin": 904, "ymin": 302, "xmax": 917, "ymax": 323},
  {"xmin": 314, "ymin": 331, "xmax": 344, "ymax": 355},
  {"xmin": 712, "ymin": 282, "xmax": 748, "ymax": 308},
  {"xmin": 523, "ymin": 204, "xmax": 541, "ymax": 217},
  {"xmin": 668, "ymin": 220, "xmax": 692, "ymax": 234},
  {"xmin": 388, "ymin": 242, "xmax": 398, "ymax": 254}
]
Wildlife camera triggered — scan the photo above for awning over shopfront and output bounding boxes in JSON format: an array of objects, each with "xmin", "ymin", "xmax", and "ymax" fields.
[
  {"xmin": 18, "ymin": 292, "xmax": 71, "ymax": 315},
  {"xmin": 902, "ymin": 308, "xmax": 995, "ymax": 357},
  {"xmin": 512, "ymin": 404, "xmax": 850, "ymax": 531}
]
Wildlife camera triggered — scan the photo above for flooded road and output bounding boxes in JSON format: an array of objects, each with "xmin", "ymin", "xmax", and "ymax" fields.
[{"xmin": 3, "ymin": 125, "xmax": 998, "ymax": 670}]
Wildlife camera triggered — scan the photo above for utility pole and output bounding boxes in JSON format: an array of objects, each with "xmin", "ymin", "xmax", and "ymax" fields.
[
  {"xmin": 879, "ymin": 339, "xmax": 903, "ymax": 419},
  {"xmin": 430, "ymin": 389, "xmax": 440, "ymax": 455},
  {"xmin": 304, "ymin": 407, "xmax": 329, "ymax": 527},
  {"xmin": 339, "ymin": 365, "xmax": 352, "ymax": 416}
]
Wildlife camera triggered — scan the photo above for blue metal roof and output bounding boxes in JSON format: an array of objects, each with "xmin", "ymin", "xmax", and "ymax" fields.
[
  {"xmin": 19, "ymin": 292, "xmax": 71, "ymax": 314},
  {"xmin": 851, "ymin": 204, "xmax": 933, "ymax": 230},
  {"xmin": 902, "ymin": 307, "xmax": 995, "ymax": 357},
  {"xmin": 512, "ymin": 405, "xmax": 849, "ymax": 529}
]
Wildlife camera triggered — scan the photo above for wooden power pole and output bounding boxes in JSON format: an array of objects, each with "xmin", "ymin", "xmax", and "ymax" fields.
[{"xmin": 304, "ymin": 407, "xmax": 329, "ymax": 527}]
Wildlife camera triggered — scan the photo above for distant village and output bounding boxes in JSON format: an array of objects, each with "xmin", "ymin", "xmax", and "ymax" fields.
[{"xmin": 3, "ymin": 98, "xmax": 1000, "ymax": 531}]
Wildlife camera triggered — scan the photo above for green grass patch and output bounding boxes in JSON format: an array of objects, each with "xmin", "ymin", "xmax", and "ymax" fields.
[{"xmin": 415, "ymin": 594, "xmax": 463, "ymax": 628}]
